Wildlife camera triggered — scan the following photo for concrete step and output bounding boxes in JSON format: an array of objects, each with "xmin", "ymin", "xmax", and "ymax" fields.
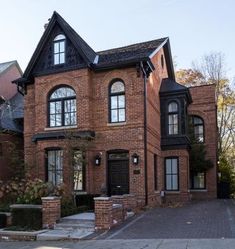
[{"xmin": 55, "ymin": 222, "xmax": 94, "ymax": 230}]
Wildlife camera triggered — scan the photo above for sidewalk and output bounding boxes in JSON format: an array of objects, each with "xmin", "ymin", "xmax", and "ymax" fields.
[{"xmin": 1, "ymin": 239, "xmax": 235, "ymax": 249}]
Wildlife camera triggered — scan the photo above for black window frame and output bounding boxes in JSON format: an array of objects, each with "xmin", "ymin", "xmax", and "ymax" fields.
[
  {"xmin": 53, "ymin": 34, "xmax": 66, "ymax": 65},
  {"xmin": 165, "ymin": 157, "xmax": 179, "ymax": 191},
  {"xmin": 45, "ymin": 148, "xmax": 63, "ymax": 186},
  {"xmin": 0, "ymin": 143, "xmax": 2, "ymax": 157},
  {"xmin": 109, "ymin": 80, "xmax": 126, "ymax": 123},
  {"xmin": 48, "ymin": 86, "xmax": 77, "ymax": 127},
  {"xmin": 167, "ymin": 101, "xmax": 179, "ymax": 135},
  {"xmin": 190, "ymin": 171, "xmax": 206, "ymax": 190},
  {"xmin": 73, "ymin": 150, "xmax": 86, "ymax": 192},
  {"xmin": 191, "ymin": 115, "xmax": 205, "ymax": 143}
]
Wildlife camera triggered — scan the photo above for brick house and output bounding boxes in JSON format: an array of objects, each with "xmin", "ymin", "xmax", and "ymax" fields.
[
  {"xmin": 0, "ymin": 61, "xmax": 23, "ymax": 180},
  {"xmin": 13, "ymin": 12, "xmax": 217, "ymax": 206}
]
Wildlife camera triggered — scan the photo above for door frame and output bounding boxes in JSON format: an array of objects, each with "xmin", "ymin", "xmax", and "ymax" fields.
[{"xmin": 106, "ymin": 149, "xmax": 129, "ymax": 196}]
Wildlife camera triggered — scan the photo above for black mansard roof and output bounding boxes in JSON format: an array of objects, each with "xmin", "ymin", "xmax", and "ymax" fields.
[{"xmin": 13, "ymin": 11, "xmax": 175, "ymax": 85}]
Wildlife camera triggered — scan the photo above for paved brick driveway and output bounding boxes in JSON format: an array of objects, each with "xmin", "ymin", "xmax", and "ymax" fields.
[{"xmin": 104, "ymin": 199, "xmax": 235, "ymax": 239}]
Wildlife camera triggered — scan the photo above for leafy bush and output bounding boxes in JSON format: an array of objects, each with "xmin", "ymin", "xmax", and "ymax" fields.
[
  {"xmin": 0, "ymin": 178, "xmax": 64, "ymax": 205},
  {"xmin": 75, "ymin": 194, "xmax": 100, "ymax": 210},
  {"xmin": 11, "ymin": 206, "xmax": 42, "ymax": 231},
  {"xmin": 61, "ymin": 198, "xmax": 88, "ymax": 217}
]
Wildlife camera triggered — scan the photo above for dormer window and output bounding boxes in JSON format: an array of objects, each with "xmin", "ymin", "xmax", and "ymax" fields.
[
  {"xmin": 53, "ymin": 34, "xmax": 65, "ymax": 65},
  {"xmin": 168, "ymin": 101, "xmax": 179, "ymax": 135}
]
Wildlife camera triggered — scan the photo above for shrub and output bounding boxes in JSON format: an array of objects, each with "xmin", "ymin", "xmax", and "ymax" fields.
[
  {"xmin": 11, "ymin": 206, "xmax": 42, "ymax": 231},
  {"xmin": 75, "ymin": 194, "xmax": 100, "ymax": 210},
  {"xmin": 0, "ymin": 178, "xmax": 64, "ymax": 205},
  {"xmin": 61, "ymin": 198, "xmax": 88, "ymax": 217}
]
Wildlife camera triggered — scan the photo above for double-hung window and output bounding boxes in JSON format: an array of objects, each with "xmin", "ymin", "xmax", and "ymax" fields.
[
  {"xmin": 53, "ymin": 34, "xmax": 65, "ymax": 65},
  {"xmin": 165, "ymin": 158, "xmax": 179, "ymax": 191}
]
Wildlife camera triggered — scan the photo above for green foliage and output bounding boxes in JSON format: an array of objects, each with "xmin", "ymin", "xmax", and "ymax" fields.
[
  {"xmin": 189, "ymin": 143, "xmax": 214, "ymax": 172},
  {"xmin": 188, "ymin": 119, "xmax": 214, "ymax": 172},
  {"xmin": 11, "ymin": 207, "xmax": 42, "ymax": 231},
  {"xmin": 61, "ymin": 198, "xmax": 88, "ymax": 217},
  {"xmin": 219, "ymin": 155, "xmax": 235, "ymax": 194}
]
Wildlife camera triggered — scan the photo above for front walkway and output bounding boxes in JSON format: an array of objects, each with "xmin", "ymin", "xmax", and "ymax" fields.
[{"xmin": 103, "ymin": 199, "xmax": 235, "ymax": 239}]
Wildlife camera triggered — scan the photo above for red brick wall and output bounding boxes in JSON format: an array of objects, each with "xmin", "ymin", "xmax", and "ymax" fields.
[
  {"xmin": 188, "ymin": 84, "xmax": 217, "ymax": 199},
  {"xmin": 0, "ymin": 133, "xmax": 23, "ymax": 180},
  {"xmin": 0, "ymin": 65, "xmax": 21, "ymax": 100}
]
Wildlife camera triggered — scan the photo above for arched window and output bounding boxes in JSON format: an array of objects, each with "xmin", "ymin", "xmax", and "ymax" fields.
[
  {"xmin": 48, "ymin": 86, "xmax": 76, "ymax": 127},
  {"xmin": 168, "ymin": 101, "xmax": 179, "ymax": 135},
  {"xmin": 109, "ymin": 80, "xmax": 126, "ymax": 123},
  {"xmin": 192, "ymin": 116, "xmax": 204, "ymax": 143},
  {"xmin": 53, "ymin": 34, "xmax": 65, "ymax": 65}
]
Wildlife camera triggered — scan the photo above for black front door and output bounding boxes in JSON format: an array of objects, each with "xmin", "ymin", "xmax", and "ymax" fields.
[{"xmin": 108, "ymin": 152, "xmax": 129, "ymax": 196}]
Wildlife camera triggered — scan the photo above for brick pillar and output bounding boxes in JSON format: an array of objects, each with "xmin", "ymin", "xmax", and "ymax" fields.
[
  {"xmin": 124, "ymin": 194, "xmax": 137, "ymax": 212},
  {"xmin": 94, "ymin": 197, "xmax": 113, "ymax": 230},
  {"xmin": 41, "ymin": 196, "xmax": 61, "ymax": 229}
]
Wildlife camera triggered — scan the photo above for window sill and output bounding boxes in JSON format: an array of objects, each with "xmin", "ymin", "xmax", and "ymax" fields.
[
  {"xmin": 107, "ymin": 122, "xmax": 126, "ymax": 126},
  {"xmin": 44, "ymin": 125, "xmax": 78, "ymax": 131},
  {"xmin": 165, "ymin": 191, "xmax": 180, "ymax": 194},
  {"xmin": 189, "ymin": 189, "xmax": 207, "ymax": 192}
]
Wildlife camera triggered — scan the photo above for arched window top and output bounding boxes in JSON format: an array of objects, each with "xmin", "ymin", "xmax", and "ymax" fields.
[
  {"xmin": 110, "ymin": 81, "xmax": 125, "ymax": 94},
  {"xmin": 193, "ymin": 116, "xmax": 203, "ymax": 125},
  {"xmin": 54, "ymin": 34, "xmax": 66, "ymax": 41},
  {"xmin": 50, "ymin": 86, "xmax": 76, "ymax": 100},
  {"xmin": 168, "ymin": 101, "xmax": 178, "ymax": 113}
]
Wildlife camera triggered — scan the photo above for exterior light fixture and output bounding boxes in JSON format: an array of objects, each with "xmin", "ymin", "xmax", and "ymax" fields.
[
  {"xmin": 132, "ymin": 153, "xmax": 139, "ymax": 165},
  {"xmin": 95, "ymin": 154, "xmax": 101, "ymax": 166}
]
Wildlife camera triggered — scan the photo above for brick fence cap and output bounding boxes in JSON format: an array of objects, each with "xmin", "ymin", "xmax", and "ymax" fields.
[
  {"xmin": 112, "ymin": 203, "xmax": 122, "ymax": 209},
  {"xmin": 94, "ymin": 197, "xmax": 111, "ymax": 201},
  {"xmin": 111, "ymin": 195, "xmax": 124, "ymax": 199},
  {"xmin": 10, "ymin": 204, "xmax": 42, "ymax": 209},
  {"xmin": 41, "ymin": 196, "xmax": 61, "ymax": 200},
  {"xmin": 123, "ymin": 194, "xmax": 135, "ymax": 197}
]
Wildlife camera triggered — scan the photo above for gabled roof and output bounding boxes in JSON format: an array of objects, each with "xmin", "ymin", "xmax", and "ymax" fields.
[
  {"xmin": 0, "ymin": 92, "xmax": 23, "ymax": 133},
  {"xmin": 22, "ymin": 11, "xmax": 97, "ymax": 80},
  {"xmin": 14, "ymin": 11, "xmax": 175, "ymax": 85},
  {"xmin": 0, "ymin": 61, "xmax": 22, "ymax": 76}
]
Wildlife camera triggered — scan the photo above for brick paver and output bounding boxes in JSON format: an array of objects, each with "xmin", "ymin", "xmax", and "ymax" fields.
[{"xmin": 104, "ymin": 199, "xmax": 235, "ymax": 239}]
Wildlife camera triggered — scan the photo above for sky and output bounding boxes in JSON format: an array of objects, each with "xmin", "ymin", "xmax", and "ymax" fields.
[{"xmin": 0, "ymin": 0, "xmax": 234, "ymax": 79}]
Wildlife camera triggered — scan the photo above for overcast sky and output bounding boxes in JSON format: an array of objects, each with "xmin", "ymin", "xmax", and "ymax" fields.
[{"xmin": 0, "ymin": 0, "xmax": 234, "ymax": 79}]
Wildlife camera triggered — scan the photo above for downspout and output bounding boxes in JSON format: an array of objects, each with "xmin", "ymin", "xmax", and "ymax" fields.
[{"xmin": 140, "ymin": 61, "xmax": 148, "ymax": 206}]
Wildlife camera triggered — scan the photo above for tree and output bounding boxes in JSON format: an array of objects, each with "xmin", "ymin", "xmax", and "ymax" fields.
[{"xmin": 176, "ymin": 52, "xmax": 235, "ymax": 158}]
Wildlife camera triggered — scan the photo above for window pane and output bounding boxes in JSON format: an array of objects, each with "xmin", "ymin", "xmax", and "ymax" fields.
[
  {"xmin": 60, "ymin": 52, "xmax": 65, "ymax": 63},
  {"xmin": 111, "ymin": 110, "xmax": 118, "ymax": 122},
  {"xmin": 171, "ymin": 159, "xmax": 178, "ymax": 174},
  {"xmin": 172, "ymin": 175, "xmax": 178, "ymax": 190},
  {"xmin": 54, "ymin": 42, "xmax": 59, "ymax": 53},
  {"xmin": 50, "ymin": 102, "xmax": 56, "ymax": 114},
  {"xmin": 193, "ymin": 172, "xmax": 205, "ymax": 189},
  {"xmin": 50, "ymin": 87, "xmax": 76, "ymax": 99},
  {"xmin": 173, "ymin": 124, "xmax": 178, "ymax": 134},
  {"xmin": 55, "ymin": 115, "xmax": 61, "ymax": 126},
  {"xmin": 54, "ymin": 54, "xmax": 59, "ymax": 65},
  {"xmin": 56, "ymin": 171, "xmax": 63, "ymax": 185},
  {"xmin": 111, "ymin": 81, "xmax": 124, "ymax": 93},
  {"xmin": 166, "ymin": 175, "xmax": 172, "ymax": 190},
  {"xmin": 194, "ymin": 117, "xmax": 203, "ymax": 124},
  {"xmin": 74, "ymin": 151, "xmax": 84, "ymax": 191},
  {"xmin": 119, "ymin": 109, "xmax": 125, "ymax": 122},
  {"xmin": 55, "ymin": 101, "xmax": 62, "ymax": 114},
  {"xmin": 118, "ymin": 95, "xmax": 125, "ymax": 108},
  {"xmin": 64, "ymin": 113, "xmax": 70, "ymax": 125},
  {"xmin": 111, "ymin": 96, "xmax": 117, "ymax": 109},
  {"xmin": 50, "ymin": 115, "xmax": 56, "ymax": 127},
  {"xmin": 71, "ymin": 99, "xmax": 76, "ymax": 112},
  {"xmin": 60, "ymin": 41, "xmax": 65, "ymax": 52},
  {"xmin": 168, "ymin": 102, "xmax": 178, "ymax": 112},
  {"xmin": 48, "ymin": 151, "xmax": 55, "ymax": 170},
  {"xmin": 166, "ymin": 159, "xmax": 171, "ymax": 174},
  {"xmin": 54, "ymin": 34, "xmax": 65, "ymax": 41},
  {"xmin": 168, "ymin": 125, "xmax": 174, "ymax": 135},
  {"xmin": 64, "ymin": 100, "xmax": 71, "ymax": 113}
]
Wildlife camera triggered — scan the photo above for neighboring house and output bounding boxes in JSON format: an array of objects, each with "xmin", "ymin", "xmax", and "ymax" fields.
[
  {"xmin": 0, "ymin": 61, "xmax": 24, "ymax": 181},
  {"xmin": 13, "ymin": 12, "xmax": 217, "ymax": 206}
]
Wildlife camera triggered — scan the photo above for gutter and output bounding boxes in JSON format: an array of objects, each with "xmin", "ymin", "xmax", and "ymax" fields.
[{"xmin": 140, "ymin": 61, "xmax": 149, "ymax": 206}]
